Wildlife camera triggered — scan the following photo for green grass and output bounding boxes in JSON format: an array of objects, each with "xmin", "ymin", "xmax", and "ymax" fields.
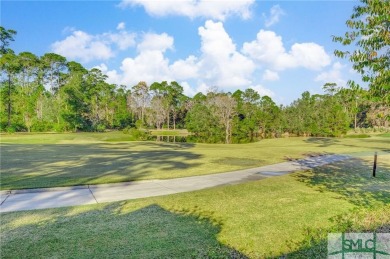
[
  {"xmin": 150, "ymin": 129, "xmax": 189, "ymax": 136},
  {"xmin": 1, "ymin": 157, "xmax": 389, "ymax": 258},
  {"xmin": 1, "ymin": 132, "xmax": 390, "ymax": 190},
  {"xmin": 343, "ymin": 133, "xmax": 371, "ymax": 138}
]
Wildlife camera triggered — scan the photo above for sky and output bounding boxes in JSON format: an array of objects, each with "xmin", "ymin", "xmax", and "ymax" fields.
[{"xmin": 2, "ymin": 0, "xmax": 364, "ymax": 105}]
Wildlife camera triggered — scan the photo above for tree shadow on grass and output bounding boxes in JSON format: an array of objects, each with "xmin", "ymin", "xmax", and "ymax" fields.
[
  {"xmin": 292, "ymin": 158, "xmax": 390, "ymax": 207},
  {"xmin": 0, "ymin": 142, "xmax": 202, "ymax": 190},
  {"xmin": 276, "ymin": 206, "xmax": 390, "ymax": 259},
  {"xmin": 0, "ymin": 203, "xmax": 248, "ymax": 258},
  {"xmin": 304, "ymin": 137, "xmax": 340, "ymax": 147}
]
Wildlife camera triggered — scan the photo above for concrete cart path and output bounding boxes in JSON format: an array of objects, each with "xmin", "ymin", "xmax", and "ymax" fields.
[{"xmin": 0, "ymin": 154, "xmax": 350, "ymax": 213}]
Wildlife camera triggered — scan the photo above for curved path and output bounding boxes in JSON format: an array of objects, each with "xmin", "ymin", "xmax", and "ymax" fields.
[{"xmin": 0, "ymin": 154, "xmax": 350, "ymax": 213}]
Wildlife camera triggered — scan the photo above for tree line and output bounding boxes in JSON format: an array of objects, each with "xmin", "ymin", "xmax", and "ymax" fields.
[
  {"xmin": 1, "ymin": 0, "xmax": 389, "ymax": 145},
  {"xmin": 0, "ymin": 46, "xmax": 387, "ymax": 142}
]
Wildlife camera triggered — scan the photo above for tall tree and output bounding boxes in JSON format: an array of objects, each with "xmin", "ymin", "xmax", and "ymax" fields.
[
  {"xmin": 208, "ymin": 93, "xmax": 237, "ymax": 144},
  {"xmin": 61, "ymin": 61, "xmax": 88, "ymax": 131},
  {"xmin": 0, "ymin": 26, "xmax": 17, "ymax": 55},
  {"xmin": 333, "ymin": 0, "xmax": 390, "ymax": 103},
  {"xmin": 17, "ymin": 52, "xmax": 40, "ymax": 131},
  {"xmin": 130, "ymin": 81, "xmax": 150, "ymax": 125},
  {"xmin": 41, "ymin": 53, "xmax": 67, "ymax": 93},
  {"xmin": 0, "ymin": 52, "xmax": 20, "ymax": 128}
]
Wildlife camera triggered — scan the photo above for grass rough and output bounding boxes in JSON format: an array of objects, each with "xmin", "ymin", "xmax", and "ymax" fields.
[
  {"xmin": 1, "ymin": 132, "xmax": 389, "ymax": 190},
  {"xmin": 1, "ymin": 155, "xmax": 389, "ymax": 258}
]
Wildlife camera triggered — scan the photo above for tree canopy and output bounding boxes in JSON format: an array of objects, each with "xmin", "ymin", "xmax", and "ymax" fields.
[{"xmin": 333, "ymin": 0, "xmax": 390, "ymax": 103}]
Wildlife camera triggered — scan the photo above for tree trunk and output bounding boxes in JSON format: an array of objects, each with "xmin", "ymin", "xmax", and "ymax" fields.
[
  {"xmin": 225, "ymin": 121, "xmax": 230, "ymax": 144},
  {"xmin": 173, "ymin": 112, "xmax": 176, "ymax": 130},
  {"xmin": 7, "ymin": 74, "xmax": 11, "ymax": 128},
  {"xmin": 167, "ymin": 111, "xmax": 170, "ymax": 130},
  {"xmin": 354, "ymin": 99, "xmax": 358, "ymax": 131}
]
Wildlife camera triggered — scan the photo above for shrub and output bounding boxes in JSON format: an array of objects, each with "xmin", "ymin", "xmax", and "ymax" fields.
[{"xmin": 123, "ymin": 127, "xmax": 150, "ymax": 140}]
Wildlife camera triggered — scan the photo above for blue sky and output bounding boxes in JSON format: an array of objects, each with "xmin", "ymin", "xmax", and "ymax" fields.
[{"xmin": 2, "ymin": 0, "xmax": 363, "ymax": 104}]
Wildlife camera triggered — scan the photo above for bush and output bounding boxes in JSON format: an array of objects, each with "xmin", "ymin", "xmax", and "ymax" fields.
[
  {"xmin": 135, "ymin": 120, "xmax": 144, "ymax": 129},
  {"xmin": 95, "ymin": 124, "xmax": 106, "ymax": 132},
  {"xmin": 6, "ymin": 126, "xmax": 16, "ymax": 134},
  {"xmin": 31, "ymin": 120, "xmax": 53, "ymax": 132},
  {"xmin": 123, "ymin": 127, "xmax": 150, "ymax": 140}
]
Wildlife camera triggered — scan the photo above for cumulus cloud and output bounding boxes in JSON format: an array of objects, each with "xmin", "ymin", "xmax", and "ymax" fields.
[
  {"xmin": 181, "ymin": 81, "xmax": 197, "ymax": 97},
  {"xmin": 52, "ymin": 31, "xmax": 114, "ymax": 62},
  {"xmin": 52, "ymin": 29, "xmax": 136, "ymax": 62},
  {"xmin": 242, "ymin": 30, "xmax": 331, "ymax": 71},
  {"xmin": 197, "ymin": 20, "xmax": 255, "ymax": 88},
  {"xmin": 107, "ymin": 31, "xmax": 137, "ymax": 50},
  {"xmin": 119, "ymin": 0, "xmax": 254, "ymax": 20},
  {"xmin": 262, "ymin": 69, "xmax": 279, "ymax": 81},
  {"xmin": 170, "ymin": 56, "xmax": 199, "ymax": 80},
  {"xmin": 263, "ymin": 5, "xmax": 285, "ymax": 27},
  {"xmin": 137, "ymin": 33, "xmax": 174, "ymax": 52},
  {"xmin": 116, "ymin": 22, "xmax": 126, "ymax": 30},
  {"xmin": 105, "ymin": 21, "xmax": 256, "ymax": 92},
  {"xmin": 315, "ymin": 62, "xmax": 347, "ymax": 87},
  {"xmin": 104, "ymin": 33, "xmax": 174, "ymax": 86},
  {"xmin": 251, "ymin": 84, "xmax": 275, "ymax": 97},
  {"xmin": 98, "ymin": 20, "xmax": 327, "ymax": 99}
]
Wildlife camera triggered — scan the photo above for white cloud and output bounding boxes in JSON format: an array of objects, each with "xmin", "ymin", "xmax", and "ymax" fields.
[
  {"xmin": 263, "ymin": 5, "xmax": 285, "ymax": 27},
  {"xmin": 315, "ymin": 62, "xmax": 347, "ymax": 87},
  {"xmin": 137, "ymin": 33, "xmax": 174, "ymax": 52},
  {"xmin": 262, "ymin": 69, "xmax": 279, "ymax": 81},
  {"xmin": 106, "ymin": 21, "xmax": 255, "ymax": 90},
  {"xmin": 116, "ymin": 51, "xmax": 172, "ymax": 86},
  {"xmin": 197, "ymin": 20, "xmax": 255, "ymax": 88},
  {"xmin": 52, "ymin": 31, "xmax": 114, "ymax": 62},
  {"xmin": 181, "ymin": 81, "xmax": 197, "ymax": 97},
  {"xmin": 290, "ymin": 43, "xmax": 331, "ymax": 70},
  {"xmin": 242, "ymin": 30, "xmax": 331, "ymax": 71},
  {"xmin": 170, "ymin": 56, "xmax": 199, "ymax": 80},
  {"xmin": 119, "ymin": 0, "xmax": 254, "ymax": 20},
  {"xmin": 117, "ymin": 22, "xmax": 126, "ymax": 30},
  {"xmin": 105, "ymin": 33, "xmax": 174, "ymax": 86},
  {"xmin": 107, "ymin": 31, "xmax": 137, "ymax": 50},
  {"xmin": 251, "ymin": 84, "xmax": 275, "ymax": 97},
  {"xmin": 98, "ymin": 20, "xmax": 328, "ymax": 101},
  {"xmin": 52, "ymin": 29, "xmax": 136, "ymax": 62},
  {"xmin": 94, "ymin": 63, "xmax": 108, "ymax": 73}
]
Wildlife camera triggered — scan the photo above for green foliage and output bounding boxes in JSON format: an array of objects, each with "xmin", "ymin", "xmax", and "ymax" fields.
[
  {"xmin": 282, "ymin": 91, "xmax": 350, "ymax": 137},
  {"xmin": 185, "ymin": 101, "xmax": 225, "ymax": 143},
  {"xmin": 123, "ymin": 127, "xmax": 150, "ymax": 140},
  {"xmin": 0, "ymin": 26, "xmax": 17, "ymax": 54},
  {"xmin": 1, "ymin": 26, "xmax": 388, "ymax": 140},
  {"xmin": 333, "ymin": 0, "xmax": 390, "ymax": 103}
]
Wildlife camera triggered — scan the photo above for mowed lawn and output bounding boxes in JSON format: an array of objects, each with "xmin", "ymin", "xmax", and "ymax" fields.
[
  {"xmin": 1, "ymin": 156, "xmax": 389, "ymax": 258},
  {"xmin": 1, "ymin": 132, "xmax": 390, "ymax": 190}
]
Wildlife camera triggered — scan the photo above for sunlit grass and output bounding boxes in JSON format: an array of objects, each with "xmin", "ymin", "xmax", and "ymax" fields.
[
  {"xmin": 1, "ymin": 156, "xmax": 389, "ymax": 258},
  {"xmin": 1, "ymin": 132, "xmax": 389, "ymax": 190}
]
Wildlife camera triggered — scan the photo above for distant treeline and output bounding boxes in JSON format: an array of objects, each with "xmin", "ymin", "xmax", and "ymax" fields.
[{"xmin": 1, "ymin": 28, "xmax": 389, "ymax": 143}]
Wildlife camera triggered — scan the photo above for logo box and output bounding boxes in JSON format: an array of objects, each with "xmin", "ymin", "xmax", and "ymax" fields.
[{"xmin": 328, "ymin": 233, "xmax": 390, "ymax": 258}]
